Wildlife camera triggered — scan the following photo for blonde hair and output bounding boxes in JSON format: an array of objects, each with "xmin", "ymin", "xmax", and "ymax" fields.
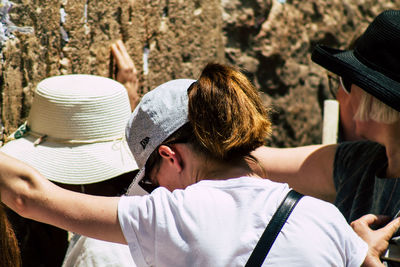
[{"xmin": 354, "ymin": 89, "xmax": 400, "ymax": 123}]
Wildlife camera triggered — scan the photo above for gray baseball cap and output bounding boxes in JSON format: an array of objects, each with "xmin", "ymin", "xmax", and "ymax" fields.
[{"xmin": 125, "ymin": 79, "xmax": 196, "ymax": 195}]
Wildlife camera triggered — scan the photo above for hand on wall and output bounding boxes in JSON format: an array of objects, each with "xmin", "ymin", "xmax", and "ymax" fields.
[{"xmin": 111, "ymin": 40, "xmax": 140, "ymax": 111}]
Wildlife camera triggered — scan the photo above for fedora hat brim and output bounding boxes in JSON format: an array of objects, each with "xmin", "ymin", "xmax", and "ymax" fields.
[
  {"xmin": 312, "ymin": 44, "xmax": 400, "ymax": 112},
  {"xmin": 1, "ymin": 135, "xmax": 138, "ymax": 184}
]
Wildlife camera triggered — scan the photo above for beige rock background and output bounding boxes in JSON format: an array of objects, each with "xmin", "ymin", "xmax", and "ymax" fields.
[{"xmin": 1, "ymin": 0, "xmax": 399, "ymax": 147}]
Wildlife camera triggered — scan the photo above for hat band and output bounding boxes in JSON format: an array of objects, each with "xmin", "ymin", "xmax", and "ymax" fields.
[
  {"xmin": 28, "ymin": 131, "xmax": 125, "ymax": 145},
  {"xmin": 354, "ymin": 48, "xmax": 400, "ymax": 83},
  {"xmin": 5, "ymin": 122, "xmax": 125, "ymax": 145}
]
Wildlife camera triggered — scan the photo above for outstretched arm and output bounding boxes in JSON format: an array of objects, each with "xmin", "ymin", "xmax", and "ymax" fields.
[
  {"xmin": 251, "ymin": 144, "xmax": 337, "ymax": 202},
  {"xmin": 111, "ymin": 40, "xmax": 140, "ymax": 111},
  {"xmin": 0, "ymin": 152, "xmax": 126, "ymax": 244},
  {"xmin": 352, "ymin": 214, "xmax": 400, "ymax": 267}
]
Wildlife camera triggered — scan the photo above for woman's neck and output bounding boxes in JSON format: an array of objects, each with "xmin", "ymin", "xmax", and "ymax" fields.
[
  {"xmin": 382, "ymin": 121, "xmax": 400, "ymax": 178},
  {"xmin": 192, "ymin": 154, "xmax": 261, "ymax": 182},
  {"xmin": 385, "ymin": 146, "xmax": 400, "ymax": 178}
]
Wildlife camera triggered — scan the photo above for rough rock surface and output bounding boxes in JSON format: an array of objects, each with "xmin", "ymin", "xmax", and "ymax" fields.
[
  {"xmin": 221, "ymin": 0, "xmax": 399, "ymax": 146},
  {"xmin": 0, "ymin": 0, "xmax": 224, "ymax": 135},
  {"xmin": 1, "ymin": 0, "xmax": 399, "ymax": 148}
]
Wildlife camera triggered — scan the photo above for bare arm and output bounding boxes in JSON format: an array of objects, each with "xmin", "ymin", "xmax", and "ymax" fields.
[
  {"xmin": 0, "ymin": 152, "xmax": 126, "ymax": 244},
  {"xmin": 251, "ymin": 144, "xmax": 337, "ymax": 202}
]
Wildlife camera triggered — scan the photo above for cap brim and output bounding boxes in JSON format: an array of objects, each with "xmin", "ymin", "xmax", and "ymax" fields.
[
  {"xmin": 126, "ymin": 168, "xmax": 148, "ymax": 196},
  {"xmin": 312, "ymin": 45, "xmax": 400, "ymax": 112},
  {"xmin": 1, "ymin": 135, "xmax": 138, "ymax": 184}
]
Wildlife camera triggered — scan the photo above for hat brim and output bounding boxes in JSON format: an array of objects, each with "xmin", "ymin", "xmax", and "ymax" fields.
[
  {"xmin": 312, "ymin": 45, "xmax": 400, "ymax": 112},
  {"xmin": 126, "ymin": 167, "xmax": 148, "ymax": 196},
  {"xmin": 1, "ymin": 135, "xmax": 138, "ymax": 184}
]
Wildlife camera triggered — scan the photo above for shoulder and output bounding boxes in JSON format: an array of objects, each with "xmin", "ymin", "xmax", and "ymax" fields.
[
  {"xmin": 288, "ymin": 195, "xmax": 362, "ymax": 237},
  {"xmin": 334, "ymin": 140, "xmax": 386, "ymax": 176},
  {"xmin": 288, "ymin": 196, "xmax": 367, "ymax": 251},
  {"xmin": 336, "ymin": 140, "xmax": 385, "ymax": 161},
  {"xmin": 289, "ymin": 194, "xmax": 337, "ymax": 218},
  {"xmin": 294, "ymin": 195, "xmax": 344, "ymax": 220},
  {"xmin": 269, "ymin": 195, "xmax": 368, "ymax": 266}
]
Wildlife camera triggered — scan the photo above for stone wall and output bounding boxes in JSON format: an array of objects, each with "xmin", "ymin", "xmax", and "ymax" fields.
[
  {"xmin": 1, "ymin": 0, "xmax": 399, "ymax": 147},
  {"xmin": 221, "ymin": 0, "xmax": 399, "ymax": 146},
  {"xmin": 0, "ymin": 0, "xmax": 224, "ymax": 135}
]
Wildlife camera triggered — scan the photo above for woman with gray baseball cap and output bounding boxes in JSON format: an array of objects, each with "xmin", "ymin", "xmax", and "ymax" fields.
[{"xmin": 0, "ymin": 63, "xmax": 397, "ymax": 266}]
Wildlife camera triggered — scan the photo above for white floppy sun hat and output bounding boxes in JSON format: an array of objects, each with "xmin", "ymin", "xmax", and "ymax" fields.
[{"xmin": 1, "ymin": 74, "xmax": 138, "ymax": 184}]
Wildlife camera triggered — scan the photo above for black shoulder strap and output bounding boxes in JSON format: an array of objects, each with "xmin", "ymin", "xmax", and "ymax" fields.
[{"xmin": 245, "ymin": 189, "xmax": 304, "ymax": 267}]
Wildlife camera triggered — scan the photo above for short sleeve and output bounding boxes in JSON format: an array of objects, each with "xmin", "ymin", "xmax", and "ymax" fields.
[{"xmin": 118, "ymin": 195, "xmax": 150, "ymax": 267}]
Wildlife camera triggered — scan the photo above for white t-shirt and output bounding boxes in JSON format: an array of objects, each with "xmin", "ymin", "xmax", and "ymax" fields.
[
  {"xmin": 118, "ymin": 177, "xmax": 367, "ymax": 267},
  {"xmin": 62, "ymin": 234, "xmax": 136, "ymax": 267}
]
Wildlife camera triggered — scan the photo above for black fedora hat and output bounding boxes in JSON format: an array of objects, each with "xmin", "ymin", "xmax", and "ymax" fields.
[{"xmin": 311, "ymin": 10, "xmax": 400, "ymax": 112}]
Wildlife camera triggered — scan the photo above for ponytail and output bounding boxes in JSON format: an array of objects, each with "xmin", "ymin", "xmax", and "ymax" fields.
[{"xmin": 188, "ymin": 63, "xmax": 271, "ymax": 159}]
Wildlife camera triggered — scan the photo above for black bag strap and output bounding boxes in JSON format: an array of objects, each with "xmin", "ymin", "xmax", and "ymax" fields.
[{"xmin": 245, "ymin": 189, "xmax": 304, "ymax": 267}]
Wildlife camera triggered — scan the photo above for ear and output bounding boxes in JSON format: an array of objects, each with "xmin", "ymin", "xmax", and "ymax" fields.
[{"xmin": 158, "ymin": 145, "xmax": 183, "ymax": 172}]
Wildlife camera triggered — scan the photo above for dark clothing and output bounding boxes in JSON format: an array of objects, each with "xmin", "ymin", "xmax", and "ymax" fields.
[
  {"xmin": 6, "ymin": 209, "xmax": 68, "ymax": 267},
  {"xmin": 333, "ymin": 140, "xmax": 400, "ymax": 221},
  {"xmin": 334, "ymin": 140, "xmax": 400, "ymax": 266}
]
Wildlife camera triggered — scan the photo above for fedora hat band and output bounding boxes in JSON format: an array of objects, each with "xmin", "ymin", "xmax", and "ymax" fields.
[
  {"xmin": 354, "ymin": 48, "xmax": 400, "ymax": 84},
  {"xmin": 354, "ymin": 10, "xmax": 400, "ymax": 83}
]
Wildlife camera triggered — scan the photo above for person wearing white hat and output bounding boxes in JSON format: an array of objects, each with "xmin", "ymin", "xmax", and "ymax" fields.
[
  {"xmin": 62, "ymin": 40, "xmax": 142, "ymax": 267},
  {"xmin": 0, "ymin": 62, "xmax": 397, "ymax": 266},
  {"xmin": 1, "ymin": 69, "xmax": 140, "ymax": 265}
]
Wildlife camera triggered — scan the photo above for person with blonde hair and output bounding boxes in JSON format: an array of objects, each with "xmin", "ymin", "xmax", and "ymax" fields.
[
  {"xmin": 0, "ymin": 63, "xmax": 397, "ymax": 266},
  {"xmin": 256, "ymin": 13, "xmax": 400, "ymax": 266},
  {"xmin": 252, "ymin": 10, "xmax": 400, "ymax": 225}
]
